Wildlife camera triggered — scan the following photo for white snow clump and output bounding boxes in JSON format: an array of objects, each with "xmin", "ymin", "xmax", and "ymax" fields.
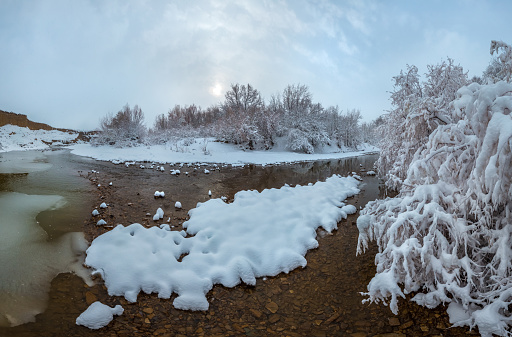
[
  {"xmin": 76, "ymin": 301, "xmax": 124, "ymax": 330},
  {"xmin": 92, "ymin": 209, "xmax": 99, "ymax": 216},
  {"xmin": 99, "ymin": 203, "xmax": 107, "ymax": 209},
  {"xmin": 84, "ymin": 175, "xmax": 359, "ymax": 310},
  {"xmin": 154, "ymin": 191, "xmax": 165, "ymax": 198},
  {"xmin": 174, "ymin": 201, "xmax": 182, "ymax": 209},
  {"xmin": 96, "ymin": 219, "xmax": 107, "ymax": 226}
]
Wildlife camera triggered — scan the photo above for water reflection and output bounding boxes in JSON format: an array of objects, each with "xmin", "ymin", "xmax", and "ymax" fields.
[{"xmin": 0, "ymin": 151, "xmax": 94, "ymax": 327}]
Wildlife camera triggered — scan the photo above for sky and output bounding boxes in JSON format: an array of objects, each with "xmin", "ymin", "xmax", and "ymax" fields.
[{"xmin": 0, "ymin": 0, "xmax": 510, "ymax": 130}]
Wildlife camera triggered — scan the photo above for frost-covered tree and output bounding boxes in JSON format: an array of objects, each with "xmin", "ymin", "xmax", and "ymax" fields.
[
  {"xmin": 223, "ymin": 83, "xmax": 264, "ymax": 114},
  {"xmin": 490, "ymin": 40, "xmax": 512, "ymax": 82},
  {"xmin": 95, "ymin": 104, "xmax": 146, "ymax": 146},
  {"xmin": 377, "ymin": 59, "xmax": 467, "ymax": 190},
  {"xmin": 216, "ymin": 83, "xmax": 265, "ymax": 149},
  {"xmin": 357, "ymin": 42, "xmax": 512, "ymax": 337},
  {"xmin": 280, "ymin": 84, "xmax": 329, "ymax": 153}
]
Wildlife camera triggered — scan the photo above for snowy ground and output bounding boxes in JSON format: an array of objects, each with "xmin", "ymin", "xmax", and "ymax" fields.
[
  {"xmin": 83, "ymin": 175, "xmax": 360, "ymax": 328},
  {"xmin": 0, "ymin": 125, "xmax": 378, "ymax": 164},
  {"xmin": 70, "ymin": 138, "xmax": 378, "ymax": 166},
  {"xmin": 0, "ymin": 125, "xmax": 78, "ymax": 152}
]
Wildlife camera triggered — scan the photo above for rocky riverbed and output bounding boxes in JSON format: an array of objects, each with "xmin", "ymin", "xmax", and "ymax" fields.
[{"xmin": 0, "ymin": 154, "xmax": 478, "ymax": 337}]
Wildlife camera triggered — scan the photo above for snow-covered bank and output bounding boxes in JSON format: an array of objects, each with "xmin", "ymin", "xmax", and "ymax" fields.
[
  {"xmin": 85, "ymin": 175, "xmax": 360, "ymax": 311},
  {"xmin": 0, "ymin": 125, "xmax": 78, "ymax": 153},
  {"xmin": 70, "ymin": 139, "xmax": 378, "ymax": 166}
]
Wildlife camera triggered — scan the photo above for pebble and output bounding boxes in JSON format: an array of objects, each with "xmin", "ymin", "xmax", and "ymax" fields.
[
  {"xmin": 268, "ymin": 314, "xmax": 280, "ymax": 323},
  {"xmin": 388, "ymin": 317, "xmax": 400, "ymax": 326},
  {"xmin": 85, "ymin": 291, "xmax": 97, "ymax": 305},
  {"xmin": 143, "ymin": 307, "xmax": 154, "ymax": 314},
  {"xmin": 265, "ymin": 301, "xmax": 279, "ymax": 314},
  {"xmin": 250, "ymin": 309, "xmax": 262, "ymax": 318}
]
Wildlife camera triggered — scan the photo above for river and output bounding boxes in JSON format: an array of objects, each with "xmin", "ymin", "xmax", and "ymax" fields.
[{"xmin": 0, "ymin": 151, "xmax": 470, "ymax": 336}]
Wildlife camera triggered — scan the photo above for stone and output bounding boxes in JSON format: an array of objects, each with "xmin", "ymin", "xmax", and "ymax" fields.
[
  {"xmin": 420, "ymin": 325, "xmax": 429, "ymax": 332},
  {"xmin": 399, "ymin": 321, "xmax": 414, "ymax": 329},
  {"xmin": 266, "ymin": 301, "xmax": 279, "ymax": 314},
  {"xmin": 269, "ymin": 314, "xmax": 280, "ymax": 323},
  {"xmin": 250, "ymin": 309, "xmax": 263, "ymax": 318},
  {"xmin": 143, "ymin": 307, "xmax": 154, "ymax": 314},
  {"xmin": 144, "ymin": 318, "xmax": 151, "ymax": 324},
  {"xmin": 325, "ymin": 311, "xmax": 341, "ymax": 324},
  {"xmin": 85, "ymin": 291, "xmax": 97, "ymax": 305},
  {"xmin": 350, "ymin": 333, "xmax": 366, "ymax": 337},
  {"xmin": 388, "ymin": 317, "xmax": 400, "ymax": 326}
]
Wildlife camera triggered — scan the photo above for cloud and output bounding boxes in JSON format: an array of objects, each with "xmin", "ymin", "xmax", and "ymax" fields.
[{"xmin": 0, "ymin": 0, "xmax": 509, "ymax": 129}]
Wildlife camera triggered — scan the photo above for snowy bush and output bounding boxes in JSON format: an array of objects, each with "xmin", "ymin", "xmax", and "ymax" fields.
[
  {"xmin": 377, "ymin": 60, "xmax": 468, "ymax": 190},
  {"xmin": 358, "ymin": 67, "xmax": 512, "ymax": 336},
  {"xmin": 94, "ymin": 104, "xmax": 146, "ymax": 147}
]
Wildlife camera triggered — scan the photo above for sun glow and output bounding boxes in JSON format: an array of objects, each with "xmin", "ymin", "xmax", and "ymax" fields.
[{"xmin": 209, "ymin": 82, "xmax": 223, "ymax": 98}]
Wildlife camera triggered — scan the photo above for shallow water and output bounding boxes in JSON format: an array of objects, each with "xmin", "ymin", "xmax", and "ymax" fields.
[
  {"xmin": 0, "ymin": 150, "xmax": 94, "ymax": 327},
  {"xmin": 0, "ymin": 152, "xmax": 471, "ymax": 336}
]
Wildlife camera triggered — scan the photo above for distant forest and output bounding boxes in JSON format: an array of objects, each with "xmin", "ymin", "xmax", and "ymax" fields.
[{"xmin": 95, "ymin": 83, "xmax": 381, "ymax": 153}]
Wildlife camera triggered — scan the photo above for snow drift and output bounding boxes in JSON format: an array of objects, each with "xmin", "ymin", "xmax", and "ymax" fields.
[{"xmin": 85, "ymin": 175, "xmax": 360, "ymax": 311}]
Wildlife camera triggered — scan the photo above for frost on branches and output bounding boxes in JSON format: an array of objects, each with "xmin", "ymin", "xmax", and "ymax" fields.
[
  {"xmin": 376, "ymin": 59, "xmax": 468, "ymax": 190},
  {"xmin": 357, "ymin": 76, "xmax": 512, "ymax": 334}
]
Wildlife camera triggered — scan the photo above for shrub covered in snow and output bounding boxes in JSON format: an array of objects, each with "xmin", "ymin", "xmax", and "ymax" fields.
[
  {"xmin": 357, "ymin": 42, "xmax": 512, "ymax": 337},
  {"xmin": 376, "ymin": 59, "xmax": 468, "ymax": 190},
  {"xmin": 94, "ymin": 104, "xmax": 146, "ymax": 147}
]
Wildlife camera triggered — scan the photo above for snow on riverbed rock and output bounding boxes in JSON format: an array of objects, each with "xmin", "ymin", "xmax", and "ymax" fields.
[
  {"xmin": 96, "ymin": 219, "xmax": 107, "ymax": 226},
  {"xmin": 92, "ymin": 209, "xmax": 99, "ymax": 216},
  {"xmin": 99, "ymin": 202, "xmax": 107, "ymax": 209},
  {"xmin": 153, "ymin": 207, "xmax": 164, "ymax": 221},
  {"xmin": 76, "ymin": 301, "xmax": 124, "ymax": 329},
  {"xmin": 366, "ymin": 170, "xmax": 376, "ymax": 176},
  {"xmin": 154, "ymin": 191, "xmax": 165, "ymax": 198},
  {"xmin": 84, "ymin": 175, "xmax": 360, "ymax": 310},
  {"xmin": 175, "ymin": 201, "xmax": 182, "ymax": 209}
]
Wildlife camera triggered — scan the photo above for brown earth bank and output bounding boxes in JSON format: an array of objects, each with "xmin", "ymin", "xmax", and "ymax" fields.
[
  {"xmin": 0, "ymin": 156, "xmax": 478, "ymax": 337},
  {"xmin": 0, "ymin": 109, "xmax": 95, "ymax": 141}
]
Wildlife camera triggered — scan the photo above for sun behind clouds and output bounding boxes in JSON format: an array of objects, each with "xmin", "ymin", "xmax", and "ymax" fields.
[{"xmin": 209, "ymin": 82, "xmax": 223, "ymax": 98}]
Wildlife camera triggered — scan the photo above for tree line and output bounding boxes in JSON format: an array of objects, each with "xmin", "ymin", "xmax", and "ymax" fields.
[{"xmin": 95, "ymin": 84, "xmax": 381, "ymax": 153}]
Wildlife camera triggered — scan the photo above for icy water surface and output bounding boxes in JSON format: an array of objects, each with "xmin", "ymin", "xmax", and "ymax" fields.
[{"xmin": 0, "ymin": 150, "xmax": 94, "ymax": 327}]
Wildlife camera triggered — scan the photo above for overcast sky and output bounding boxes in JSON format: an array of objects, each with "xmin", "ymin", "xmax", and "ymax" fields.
[{"xmin": 0, "ymin": 0, "xmax": 510, "ymax": 130}]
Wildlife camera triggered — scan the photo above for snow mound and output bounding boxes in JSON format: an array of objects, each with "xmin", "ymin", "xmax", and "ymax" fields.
[
  {"xmin": 154, "ymin": 191, "xmax": 165, "ymax": 198},
  {"xmin": 75, "ymin": 301, "xmax": 123, "ymax": 330},
  {"xmin": 85, "ymin": 175, "xmax": 360, "ymax": 310},
  {"xmin": 99, "ymin": 202, "xmax": 107, "ymax": 209},
  {"xmin": 153, "ymin": 207, "xmax": 164, "ymax": 221},
  {"xmin": 96, "ymin": 219, "xmax": 107, "ymax": 226},
  {"xmin": 91, "ymin": 209, "xmax": 99, "ymax": 216},
  {"xmin": 175, "ymin": 201, "xmax": 182, "ymax": 209}
]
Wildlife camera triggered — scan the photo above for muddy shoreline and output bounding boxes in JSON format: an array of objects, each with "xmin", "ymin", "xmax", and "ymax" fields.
[{"xmin": 0, "ymin": 155, "xmax": 476, "ymax": 337}]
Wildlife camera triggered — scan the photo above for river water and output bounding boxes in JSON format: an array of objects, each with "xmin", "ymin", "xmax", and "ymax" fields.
[
  {"xmin": 0, "ymin": 151, "xmax": 470, "ymax": 336},
  {"xmin": 0, "ymin": 150, "xmax": 95, "ymax": 328}
]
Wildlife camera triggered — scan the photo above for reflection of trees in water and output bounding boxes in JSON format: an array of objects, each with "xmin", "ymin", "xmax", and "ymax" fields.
[{"xmin": 221, "ymin": 155, "xmax": 379, "ymax": 198}]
